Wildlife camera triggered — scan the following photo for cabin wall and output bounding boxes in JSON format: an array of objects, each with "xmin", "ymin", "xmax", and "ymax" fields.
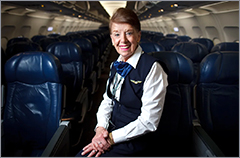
[
  {"xmin": 141, "ymin": 10, "xmax": 239, "ymax": 43},
  {"xmin": 1, "ymin": 13, "xmax": 102, "ymax": 50}
]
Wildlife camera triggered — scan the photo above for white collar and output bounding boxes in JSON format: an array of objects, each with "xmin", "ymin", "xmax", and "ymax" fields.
[{"xmin": 117, "ymin": 45, "xmax": 143, "ymax": 69}]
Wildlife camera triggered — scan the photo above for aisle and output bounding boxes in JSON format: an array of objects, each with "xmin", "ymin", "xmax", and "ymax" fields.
[{"xmin": 70, "ymin": 46, "xmax": 118, "ymax": 156}]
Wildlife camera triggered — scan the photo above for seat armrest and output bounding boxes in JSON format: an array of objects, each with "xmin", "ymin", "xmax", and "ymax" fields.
[
  {"xmin": 41, "ymin": 121, "xmax": 71, "ymax": 157},
  {"xmin": 192, "ymin": 125, "xmax": 225, "ymax": 157}
]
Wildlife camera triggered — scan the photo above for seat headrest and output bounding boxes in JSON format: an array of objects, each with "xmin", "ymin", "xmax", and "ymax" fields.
[
  {"xmin": 72, "ymin": 38, "xmax": 93, "ymax": 52},
  {"xmin": 47, "ymin": 42, "xmax": 82, "ymax": 63},
  {"xmin": 199, "ymin": 51, "xmax": 239, "ymax": 84},
  {"xmin": 211, "ymin": 42, "xmax": 239, "ymax": 52},
  {"xmin": 140, "ymin": 42, "xmax": 165, "ymax": 53},
  {"xmin": 5, "ymin": 52, "xmax": 62, "ymax": 84},
  {"xmin": 172, "ymin": 42, "xmax": 209, "ymax": 63},
  {"xmin": 151, "ymin": 51, "xmax": 194, "ymax": 84},
  {"xmin": 191, "ymin": 38, "xmax": 214, "ymax": 52},
  {"xmin": 157, "ymin": 37, "xmax": 180, "ymax": 51}
]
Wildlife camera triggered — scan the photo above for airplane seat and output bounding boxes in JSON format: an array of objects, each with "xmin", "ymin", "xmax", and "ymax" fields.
[
  {"xmin": 84, "ymin": 34, "xmax": 102, "ymax": 79},
  {"xmin": 5, "ymin": 41, "xmax": 42, "ymax": 60},
  {"xmin": 48, "ymin": 33, "xmax": 61, "ymax": 38},
  {"xmin": 2, "ymin": 52, "xmax": 64, "ymax": 156},
  {"xmin": 171, "ymin": 42, "xmax": 209, "ymax": 85},
  {"xmin": 46, "ymin": 42, "xmax": 89, "ymax": 123},
  {"xmin": 72, "ymin": 38, "xmax": 97, "ymax": 94},
  {"xmin": 31, "ymin": 35, "xmax": 47, "ymax": 44},
  {"xmin": 39, "ymin": 37, "xmax": 61, "ymax": 51},
  {"xmin": 157, "ymin": 37, "xmax": 180, "ymax": 51},
  {"xmin": 178, "ymin": 35, "xmax": 192, "ymax": 42},
  {"xmin": 139, "ymin": 41, "xmax": 165, "ymax": 53},
  {"xmin": 7, "ymin": 37, "xmax": 31, "ymax": 47},
  {"xmin": 150, "ymin": 34, "xmax": 165, "ymax": 42},
  {"xmin": 211, "ymin": 42, "xmax": 239, "ymax": 52},
  {"xmin": 57, "ymin": 35, "xmax": 72, "ymax": 42},
  {"xmin": 196, "ymin": 51, "xmax": 239, "ymax": 157},
  {"xmin": 166, "ymin": 33, "xmax": 178, "ymax": 38},
  {"xmin": 191, "ymin": 38, "xmax": 214, "ymax": 53},
  {"xmin": 150, "ymin": 51, "xmax": 194, "ymax": 156}
]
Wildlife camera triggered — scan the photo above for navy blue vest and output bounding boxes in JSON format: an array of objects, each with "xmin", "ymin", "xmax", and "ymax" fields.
[{"xmin": 107, "ymin": 53, "xmax": 158, "ymax": 130}]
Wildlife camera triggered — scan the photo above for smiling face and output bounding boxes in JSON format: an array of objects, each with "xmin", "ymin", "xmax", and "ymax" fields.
[{"xmin": 110, "ymin": 22, "xmax": 141, "ymax": 62}]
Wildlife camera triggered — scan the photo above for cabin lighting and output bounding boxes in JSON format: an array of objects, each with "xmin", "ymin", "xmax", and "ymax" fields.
[
  {"xmin": 41, "ymin": 5, "xmax": 44, "ymax": 8},
  {"xmin": 174, "ymin": 27, "xmax": 179, "ymax": 32},
  {"xmin": 78, "ymin": 15, "xmax": 82, "ymax": 18},
  {"xmin": 158, "ymin": 9, "xmax": 164, "ymax": 12},
  {"xmin": 174, "ymin": 4, "xmax": 178, "ymax": 7},
  {"xmin": 100, "ymin": 1, "xmax": 126, "ymax": 17},
  {"xmin": 59, "ymin": 10, "xmax": 62, "ymax": 12},
  {"xmin": 48, "ymin": 27, "xmax": 53, "ymax": 32}
]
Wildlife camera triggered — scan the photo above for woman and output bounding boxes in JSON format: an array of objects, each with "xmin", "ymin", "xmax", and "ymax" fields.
[{"xmin": 76, "ymin": 8, "xmax": 168, "ymax": 157}]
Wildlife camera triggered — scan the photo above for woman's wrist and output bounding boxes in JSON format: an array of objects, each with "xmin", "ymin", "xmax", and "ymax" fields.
[{"xmin": 108, "ymin": 132, "xmax": 115, "ymax": 145}]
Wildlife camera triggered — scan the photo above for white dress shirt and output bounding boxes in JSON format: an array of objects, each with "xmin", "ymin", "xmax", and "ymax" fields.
[{"xmin": 96, "ymin": 46, "xmax": 168, "ymax": 144}]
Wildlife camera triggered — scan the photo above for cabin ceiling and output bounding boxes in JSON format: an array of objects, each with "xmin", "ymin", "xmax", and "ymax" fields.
[{"xmin": 1, "ymin": 1, "xmax": 235, "ymax": 24}]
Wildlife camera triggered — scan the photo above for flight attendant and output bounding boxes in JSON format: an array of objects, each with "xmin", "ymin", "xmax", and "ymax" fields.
[{"xmin": 76, "ymin": 7, "xmax": 168, "ymax": 157}]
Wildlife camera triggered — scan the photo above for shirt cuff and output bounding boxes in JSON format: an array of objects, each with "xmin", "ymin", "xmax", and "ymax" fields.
[{"xmin": 111, "ymin": 128, "xmax": 128, "ymax": 144}]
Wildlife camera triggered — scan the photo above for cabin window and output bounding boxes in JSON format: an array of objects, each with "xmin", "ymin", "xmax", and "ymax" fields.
[
  {"xmin": 205, "ymin": 26, "xmax": 220, "ymax": 41},
  {"xmin": 192, "ymin": 26, "xmax": 203, "ymax": 38},
  {"xmin": 223, "ymin": 26, "xmax": 239, "ymax": 42},
  {"xmin": 179, "ymin": 26, "xmax": 187, "ymax": 35},
  {"xmin": 1, "ymin": 26, "xmax": 16, "ymax": 41},
  {"xmin": 20, "ymin": 26, "xmax": 31, "ymax": 38},
  {"xmin": 39, "ymin": 26, "xmax": 47, "ymax": 35},
  {"xmin": 1, "ymin": 37, "xmax": 8, "ymax": 51}
]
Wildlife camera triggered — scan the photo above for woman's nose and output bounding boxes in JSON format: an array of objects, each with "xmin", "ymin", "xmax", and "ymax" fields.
[{"xmin": 120, "ymin": 33, "xmax": 127, "ymax": 43}]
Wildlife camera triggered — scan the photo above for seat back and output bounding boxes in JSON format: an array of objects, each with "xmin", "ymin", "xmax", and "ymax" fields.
[
  {"xmin": 196, "ymin": 51, "xmax": 239, "ymax": 157},
  {"xmin": 191, "ymin": 38, "xmax": 214, "ymax": 53},
  {"xmin": 211, "ymin": 42, "xmax": 239, "ymax": 52},
  {"xmin": 2, "ymin": 52, "xmax": 63, "ymax": 156},
  {"xmin": 140, "ymin": 41, "xmax": 165, "ymax": 53},
  {"xmin": 7, "ymin": 37, "xmax": 31, "ymax": 47},
  {"xmin": 150, "ymin": 51, "xmax": 194, "ymax": 156},
  {"xmin": 47, "ymin": 42, "xmax": 84, "ymax": 101},
  {"xmin": 172, "ymin": 42, "xmax": 209, "ymax": 85},
  {"xmin": 5, "ymin": 41, "xmax": 42, "ymax": 59},
  {"xmin": 72, "ymin": 38, "xmax": 94, "ymax": 78},
  {"xmin": 157, "ymin": 37, "xmax": 180, "ymax": 51},
  {"xmin": 39, "ymin": 37, "xmax": 60, "ymax": 51}
]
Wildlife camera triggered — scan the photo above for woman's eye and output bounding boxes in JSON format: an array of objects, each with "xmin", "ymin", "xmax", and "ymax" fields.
[
  {"xmin": 113, "ymin": 33, "xmax": 120, "ymax": 37},
  {"xmin": 126, "ymin": 32, "xmax": 133, "ymax": 35}
]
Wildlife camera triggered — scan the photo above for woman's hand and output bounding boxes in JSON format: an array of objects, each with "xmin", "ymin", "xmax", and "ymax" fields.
[
  {"xmin": 81, "ymin": 143, "xmax": 102, "ymax": 157},
  {"xmin": 81, "ymin": 126, "xmax": 112, "ymax": 157},
  {"xmin": 92, "ymin": 127, "xmax": 111, "ymax": 151}
]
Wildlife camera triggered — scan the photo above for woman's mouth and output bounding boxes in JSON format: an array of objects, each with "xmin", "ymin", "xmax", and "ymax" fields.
[{"xmin": 119, "ymin": 45, "xmax": 130, "ymax": 51}]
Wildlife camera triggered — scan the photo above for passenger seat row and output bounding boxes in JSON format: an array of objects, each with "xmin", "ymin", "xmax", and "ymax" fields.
[
  {"xmin": 148, "ymin": 50, "xmax": 239, "ymax": 156},
  {"xmin": 1, "ymin": 29, "xmax": 112, "ymax": 156}
]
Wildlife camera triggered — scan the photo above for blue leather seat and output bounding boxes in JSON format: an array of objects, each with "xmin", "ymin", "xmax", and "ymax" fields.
[
  {"xmin": 157, "ymin": 37, "xmax": 180, "ymax": 51},
  {"xmin": 196, "ymin": 51, "xmax": 239, "ymax": 157},
  {"xmin": 150, "ymin": 51, "xmax": 194, "ymax": 156},
  {"xmin": 178, "ymin": 35, "xmax": 191, "ymax": 42},
  {"xmin": 31, "ymin": 35, "xmax": 47, "ymax": 44},
  {"xmin": 39, "ymin": 37, "xmax": 60, "ymax": 51},
  {"xmin": 140, "ymin": 41, "xmax": 165, "ymax": 53},
  {"xmin": 7, "ymin": 37, "xmax": 31, "ymax": 47},
  {"xmin": 47, "ymin": 42, "xmax": 89, "ymax": 122},
  {"xmin": 211, "ymin": 42, "xmax": 239, "ymax": 52},
  {"xmin": 72, "ymin": 38, "xmax": 97, "ymax": 94},
  {"xmin": 2, "ymin": 52, "xmax": 63, "ymax": 156},
  {"xmin": 191, "ymin": 38, "xmax": 214, "ymax": 53},
  {"xmin": 5, "ymin": 41, "xmax": 42, "ymax": 59},
  {"xmin": 172, "ymin": 42, "xmax": 209, "ymax": 85}
]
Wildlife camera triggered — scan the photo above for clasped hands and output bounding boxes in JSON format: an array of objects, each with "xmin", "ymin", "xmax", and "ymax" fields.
[{"xmin": 81, "ymin": 127, "xmax": 114, "ymax": 157}]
